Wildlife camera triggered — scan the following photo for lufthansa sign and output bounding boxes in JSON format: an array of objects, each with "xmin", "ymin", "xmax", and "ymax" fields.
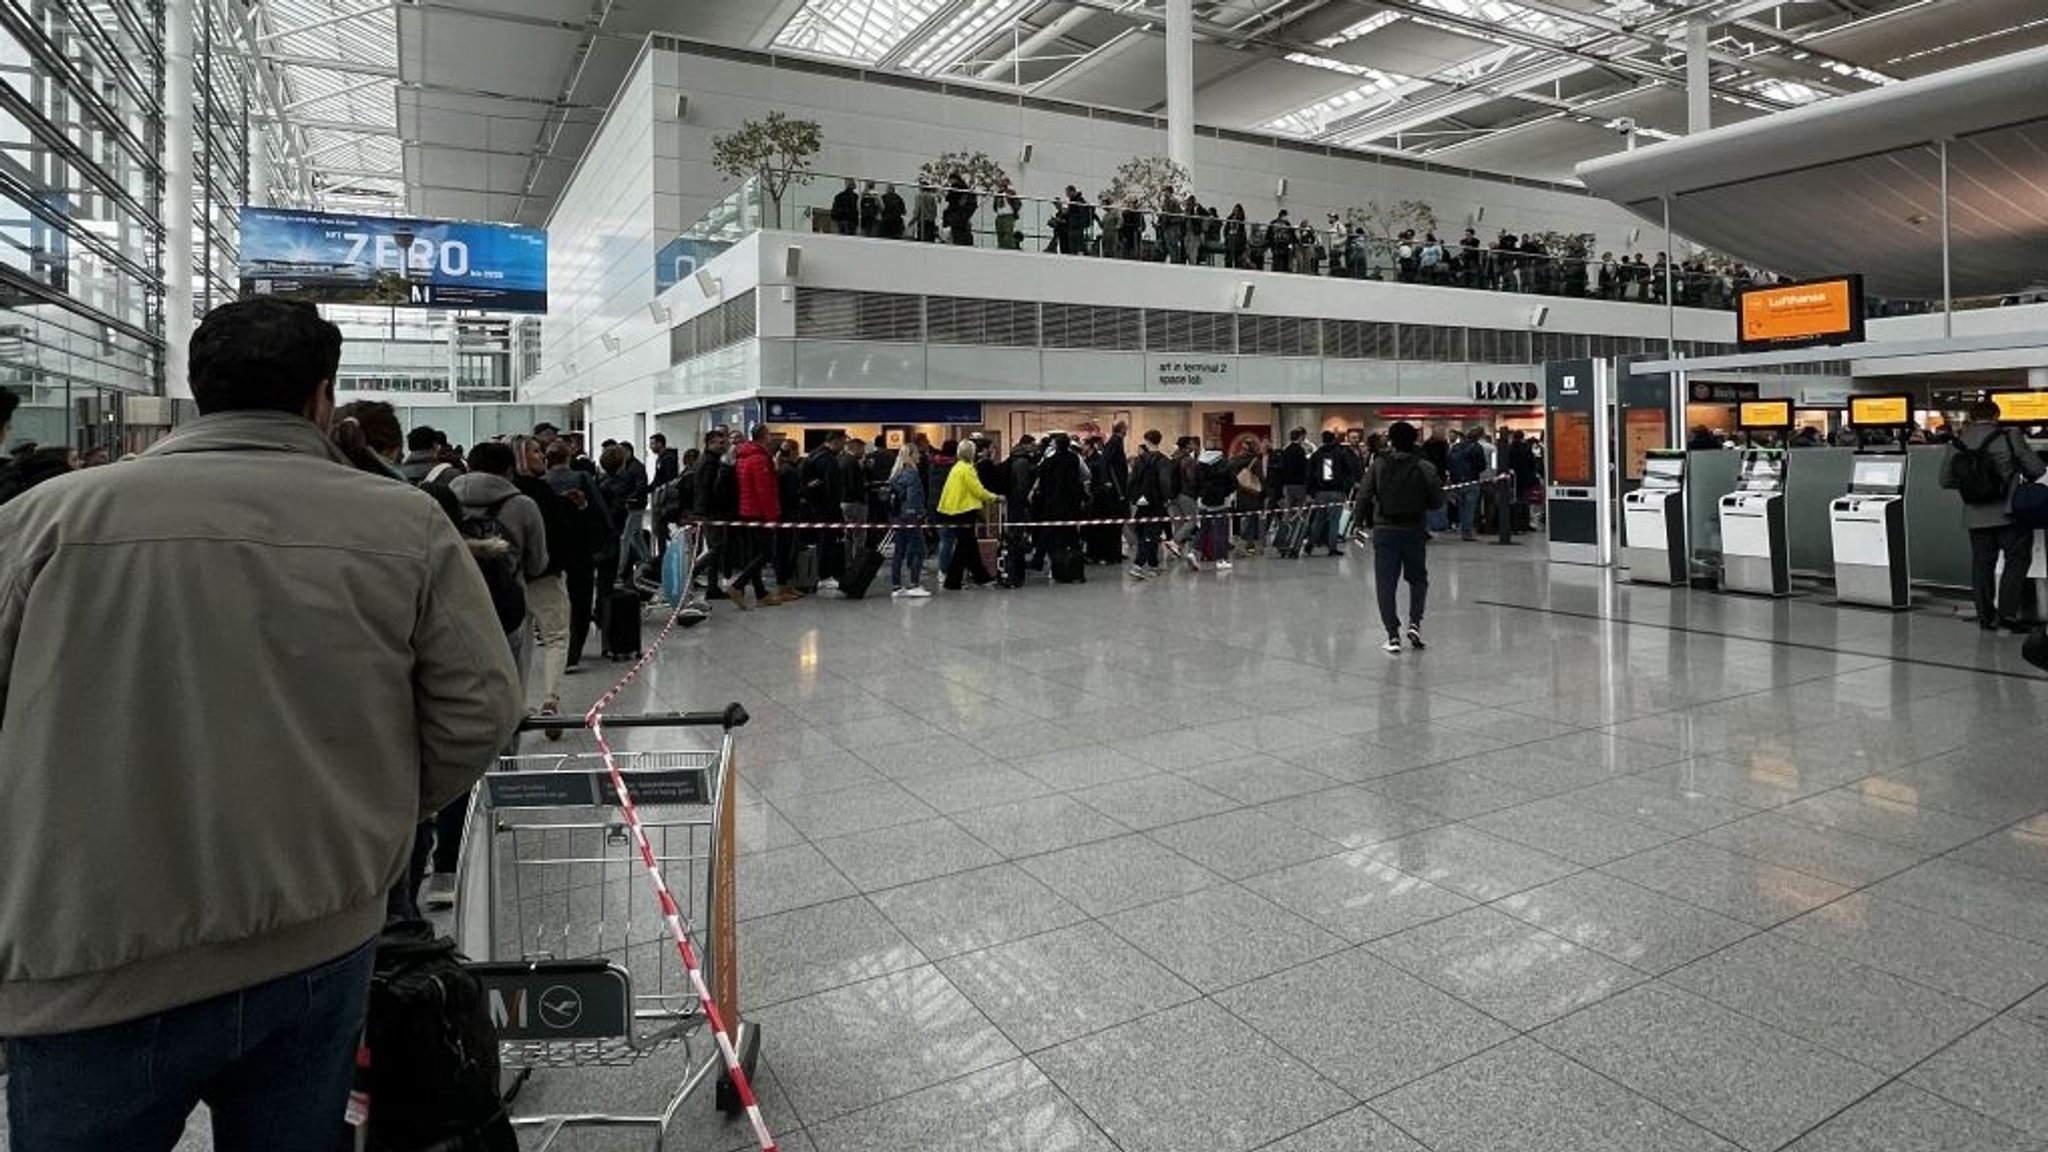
[{"xmin": 1473, "ymin": 379, "xmax": 1541, "ymax": 403}]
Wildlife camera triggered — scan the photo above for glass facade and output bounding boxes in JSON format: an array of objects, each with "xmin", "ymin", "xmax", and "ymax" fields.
[{"xmin": 0, "ymin": 0, "xmax": 251, "ymax": 454}]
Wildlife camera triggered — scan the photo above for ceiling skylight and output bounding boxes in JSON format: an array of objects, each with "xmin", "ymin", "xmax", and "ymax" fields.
[{"xmin": 772, "ymin": 0, "xmax": 953, "ymax": 64}]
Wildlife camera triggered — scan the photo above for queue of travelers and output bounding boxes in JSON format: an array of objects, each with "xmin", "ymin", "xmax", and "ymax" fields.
[
  {"xmin": 845, "ymin": 172, "xmax": 1776, "ymax": 310},
  {"xmin": 661, "ymin": 418, "xmax": 1542, "ymax": 609}
]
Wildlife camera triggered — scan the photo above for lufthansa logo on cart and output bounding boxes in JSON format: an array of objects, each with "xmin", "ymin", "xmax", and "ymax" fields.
[{"xmin": 537, "ymin": 985, "xmax": 585, "ymax": 1029}]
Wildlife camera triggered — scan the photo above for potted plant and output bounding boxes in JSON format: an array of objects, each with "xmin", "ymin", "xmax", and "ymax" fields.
[
  {"xmin": 710, "ymin": 111, "xmax": 822, "ymax": 230},
  {"xmin": 916, "ymin": 150, "xmax": 1010, "ymax": 244},
  {"xmin": 1100, "ymin": 155, "xmax": 1191, "ymax": 209}
]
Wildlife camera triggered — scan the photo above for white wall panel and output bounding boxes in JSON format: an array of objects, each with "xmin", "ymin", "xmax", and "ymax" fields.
[
  {"xmin": 1040, "ymin": 350, "xmax": 1146, "ymax": 395},
  {"xmin": 1322, "ymin": 359, "xmax": 1402, "ymax": 396},
  {"xmin": 929, "ymin": 346, "xmax": 1042, "ymax": 394},
  {"xmin": 792, "ymin": 340, "xmax": 926, "ymax": 391},
  {"xmin": 1233, "ymin": 357, "xmax": 1325, "ymax": 398}
]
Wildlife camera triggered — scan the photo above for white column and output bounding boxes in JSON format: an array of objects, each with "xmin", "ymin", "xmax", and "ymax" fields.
[
  {"xmin": 2028, "ymin": 367, "xmax": 2047, "ymax": 391},
  {"xmin": 1165, "ymin": 0, "xmax": 1195, "ymax": 177},
  {"xmin": 163, "ymin": 0, "xmax": 195, "ymax": 399},
  {"xmin": 1685, "ymin": 20, "xmax": 1711, "ymax": 134}
]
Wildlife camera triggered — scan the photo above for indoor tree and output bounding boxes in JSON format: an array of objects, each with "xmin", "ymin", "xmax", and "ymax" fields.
[
  {"xmin": 917, "ymin": 149, "xmax": 1010, "ymax": 192},
  {"xmin": 1101, "ymin": 154, "xmax": 1191, "ymax": 207},
  {"xmin": 710, "ymin": 111, "xmax": 822, "ymax": 229}
]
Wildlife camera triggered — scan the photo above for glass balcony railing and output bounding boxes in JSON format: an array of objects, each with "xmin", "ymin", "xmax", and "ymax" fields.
[{"xmin": 658, "ymin": 171, "xmax": 1960, "ymax": 319}]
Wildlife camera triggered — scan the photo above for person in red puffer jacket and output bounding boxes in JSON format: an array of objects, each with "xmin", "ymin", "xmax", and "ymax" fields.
[{"xmin": 723, "ymin": 423, "xmax": 782, "ymax": 607}]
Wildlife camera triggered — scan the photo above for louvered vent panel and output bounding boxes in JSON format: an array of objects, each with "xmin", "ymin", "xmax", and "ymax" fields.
[
  {"xmin": 725, "ymin": 291, "xmax": 757, "ymax": 341},
  {"xmin": 669, "ymin": 318, "xmax": 696, "ymax": 364},
  {"xmin": 856, "ymin": 291, "xmax": 924, "ymax": 341},
  {"xmin": 986, "ymin": 298, "xmax": 1039, "ymax": 347},
  {"xmin": 794, "ymin": 288, "xmax": 859, "ymax": 339},
  {"xmin": 926, "ymin": 296, "xmax": 980, "ymax": 345}
]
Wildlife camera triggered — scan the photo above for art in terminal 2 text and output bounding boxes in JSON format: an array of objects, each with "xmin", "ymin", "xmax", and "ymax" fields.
[{"xmin": 1158, "ymin": 361, "xmax": 1228, "ymax": 388}]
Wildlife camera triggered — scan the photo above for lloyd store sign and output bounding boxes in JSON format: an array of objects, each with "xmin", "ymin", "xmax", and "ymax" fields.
[
  {"xmin": 1146, "ymin": 355, "xmax": 1232, "ymax": 390},
  {"xmin": 1472, "ymin": 379, "xmax": 1541, "ymax": 403}
]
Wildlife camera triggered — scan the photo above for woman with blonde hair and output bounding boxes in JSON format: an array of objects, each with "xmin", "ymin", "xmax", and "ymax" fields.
[{"xmin": 937, "ymin": 439, "xmax": 1002, "ymax": 590}]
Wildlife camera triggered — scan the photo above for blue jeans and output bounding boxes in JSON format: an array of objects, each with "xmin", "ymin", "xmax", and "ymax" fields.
[
  {"xmin": 1309, "ymin": 500, "xmax": 1344, "ymax": 552},
  {"xmin": 1373, "ymin": 526, "xmax": 1430, "ymax": 637},
  {"xmin": 5, "ymin": 939, "xmax": 376, "ymax": 1152},
  {"xmin": 889, "ymin": 520, "xmax": 928, "ymax": 588},
  {"xmin": 1456, "ymin": 485, "xmax": 1480, "ymax": 536}
]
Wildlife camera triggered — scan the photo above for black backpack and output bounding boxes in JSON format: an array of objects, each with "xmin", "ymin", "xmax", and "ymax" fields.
[
  {"xmin": 419, "ymin": 480, "xmax": 527, "ymax": 633},
  {"xmin": 358, "ymin": 921, "xmax": 519, "ymax": 1152},
  {"xmin": 1376, "ymin": 455, "xmax": 1443, "ymax": 518},
  {"xmin": 1951, "ymin": 433, "xmax": 2010, "ymax": 505}
]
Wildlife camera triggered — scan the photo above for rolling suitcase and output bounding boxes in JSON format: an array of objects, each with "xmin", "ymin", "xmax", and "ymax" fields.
[
  {"xmin": 840, "ymin": 545, "xmax": 885, "ymax": 600},
  {"xmin": 601, "ymin": 584, "xmax": 642, "ymax": 660},
  {"xmin": 1272, "ymin": 512, "xmax": 1306, "ymax": 558},
  {"xmin": 791, "ymin": 544, "xmax": 821, "ymax": 593},
  {"xmin": 996, "ymin": 530, "xmax": 1029, "ymax": 588},
  {"xmin": 1050, "ymin": 546, "xmax": 1086, "ymax": 584}
]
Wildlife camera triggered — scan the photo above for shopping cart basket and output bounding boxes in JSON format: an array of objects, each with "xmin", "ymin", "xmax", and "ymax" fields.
[{"xmin": 456, "ymin": 704, "xmax": 759, "ymax": 1151}]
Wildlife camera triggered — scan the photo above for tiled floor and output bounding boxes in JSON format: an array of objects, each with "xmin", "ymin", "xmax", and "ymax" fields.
[{"xmin": 10, "ymin": 541, "xmax": 2048, "ymax": 1151}]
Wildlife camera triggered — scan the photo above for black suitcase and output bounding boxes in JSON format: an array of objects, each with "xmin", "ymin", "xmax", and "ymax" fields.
[
  {"xmin": 1272, "ymin": 513, "xmax": 1306, "ymax": 558},
  {"xmin": 356, "ymin": 921, "xmax": 518, "ymax": 1152},
  {"xmin": 601, "ymin": 585, "xmax": 642, "ymax": 660},
  {"xmin": 791, "ymin": 544, "xmax": 821, "ymax": 593},
  {"xmin": 840, "ymin": 547, "xmax": 884, "ymax": 599},
  {"xmin": 1050, "ymin": 546, "xmax": 1086, "ymax": 584},
  {"xmin": 997, "ymin": 531, "xmax": 1030, "ymax": 588}
]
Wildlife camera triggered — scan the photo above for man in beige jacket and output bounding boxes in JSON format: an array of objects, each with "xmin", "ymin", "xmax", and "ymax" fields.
[{"xmin": 0, "ymin": 298, "xmax": 523, "ymax": 1149}]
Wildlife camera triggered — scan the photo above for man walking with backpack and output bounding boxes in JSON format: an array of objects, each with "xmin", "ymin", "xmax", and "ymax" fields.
[
  {"xmin": 1942, "ymin": 400, "xmax": 2045, "ymax": 631},
  {"xmin": 1358, "ymin": 421, "xmax": 1445, "ymax": 654}
]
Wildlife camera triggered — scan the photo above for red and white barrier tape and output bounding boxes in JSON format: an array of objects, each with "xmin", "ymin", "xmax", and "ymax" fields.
[
  {"xmin": 682, "ymin": 478, "xmax": 1502, "ymax": 533},
  {"xmin": 581, "ymin": 547, "xmax": 778, "ymax": 1152}
]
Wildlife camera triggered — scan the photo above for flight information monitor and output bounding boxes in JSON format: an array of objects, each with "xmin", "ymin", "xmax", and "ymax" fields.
[{"xmin": 1737, "ymin": 400, "xmax": 1793, "ymax": 430}]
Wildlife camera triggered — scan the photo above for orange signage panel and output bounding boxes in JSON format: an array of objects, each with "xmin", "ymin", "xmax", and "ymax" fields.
[
  {"xmin": 1737, "ymin": 400, "xmax": 1793, "ymax": 429},
  {"xmin": 1848, "ymin": 395, "xmax": 1911, "ymax": 426},
  {"xmin": 1992, "ymin": 391, "xmax": 2048, "ymax": 423},
  {"xmin": 1737, "ymin": 276, "xmax": 1865, "ymax": 350},
  {"xmin": 1551, "ymin": 411, "xmax": 1594, "ymax": 487}
]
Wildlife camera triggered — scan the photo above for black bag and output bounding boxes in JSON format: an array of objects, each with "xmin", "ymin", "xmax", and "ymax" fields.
[
  {"xmin": 1951, "ymin": 433, "xmax": 2011, "ymax": 505},
  {"xmin": 1050, "ymin": 546, "xmax": 1086, "ymax": 584},
  {"xmin": 2024, "ymin": 624, "xmax": 2048, "ymax": 674},
  {"xmin": 791, "ymin": 544, "xmax": 821, "ymax": 593},
  {"xmin": 601, "ymin": 585, "xmax": 642, "ymax": 660},
  {"xmin": 997, "ymin": 531, "xmax": 1030, "ymax": 588},
  {"xmin": 1272, "ymin": 513, "xmax": 1307, "ymax": 557},
  {"xmin": 358, "ymin": 921, "xmax": 518, "ymax": 1152},
  {"xmin": 840, "ymin": 547, "xmax": 884, "ymax": 599},
  {"xmin": 2015, "ymin": 481, "xmax": 2048, "ymax": 530}
]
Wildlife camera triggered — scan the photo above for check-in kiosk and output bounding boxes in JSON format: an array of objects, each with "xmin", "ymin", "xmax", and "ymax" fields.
[
  {"xmin": 1622, "ymin": 451, "xmax": 1687, "ymax": 584},
  {"xmin": 1718, "ymin": 449, "xmax": 1789, "ymax": 596},
  {"xmin": 1829, "ymin": 454, "xmax": 1910, "ymax": 609}
]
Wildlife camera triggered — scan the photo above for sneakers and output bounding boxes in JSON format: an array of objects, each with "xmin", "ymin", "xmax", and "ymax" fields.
[
  {"xmin": 1382, "ymin": 636, "xmax": 1403, "ymax": 654},
  {"xmin": 1215, "ymin": 559, "xmax": 1233, "ymax": 571},
  {"xmin": 1128, "ymin": 566, "xmax": 1154, "ymax": 580},
  {"xmin": 895, "ymin": 586, "xmax": 931, "ymax": 598},
  {"xmin": 1328, "ymin": 548, "xmax": 1346, "ymax": 557},
  {"xmin": 421, "ymin": 873, "xmax": 458, "ymax": 910},
  {"xmin": 817, "ymin": 577, "xmax": 840, "ymax": 592},
  {"xmin": 1405, "ymin": 623, "xmax": 1427, "ymax": 650}
]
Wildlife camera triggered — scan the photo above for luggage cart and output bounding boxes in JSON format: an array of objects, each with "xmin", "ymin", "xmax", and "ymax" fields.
[{"xmin": 457, "ymin": 705, "xmax": 760, "ymax": 1151}]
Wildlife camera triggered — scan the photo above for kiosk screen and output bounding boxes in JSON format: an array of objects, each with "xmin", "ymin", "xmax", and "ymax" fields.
[
  {"xmin": 1738, "ymin": 456, "xmax": 1784, "ymax": 493},
  {"xmin": 1642, "ymin": 457, "xmax": 1684, "ymax": 488},
  {"xmin": 1851, "ymin": 459, "xmax": 1905, "ymax": 493}
]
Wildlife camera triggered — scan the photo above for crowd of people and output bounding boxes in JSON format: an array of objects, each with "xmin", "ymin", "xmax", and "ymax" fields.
[
  {"xmin": 822, "ymin": 173, "xmax": 1773, "ymax": 310},
  {"xmin": 659, "ymin": 418, "xmax": 1546, "ymax": 608}
]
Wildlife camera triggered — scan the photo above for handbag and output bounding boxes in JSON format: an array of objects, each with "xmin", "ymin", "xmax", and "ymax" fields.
[
  {"xmin": 2011, "ymin": 479, "xmax": 2048, "ymax": 530},
  {"xmin": 2024, "ymin": 624, "xmax": 2048, "ymax": 674}
]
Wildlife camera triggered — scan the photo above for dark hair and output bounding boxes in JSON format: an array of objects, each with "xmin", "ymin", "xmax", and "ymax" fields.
[
  {"xmin": 599, "ymin": 444, "xmax": 627, "ymax": 474},
  {"xmin": 1969, "ymin": 400, "xmax": 2001, "ymax": 422},
  {"xmin": 649, "ymin": 433, "xmax": 667, "ymax": 448},
  {"xmin": 0, "ymin": 446, "xmax": 75, "ymax": 506},
  {"xmin": 1290, "ymin": 427, "xmax": 1307, "ymax": 441},
  {"xmin": 1143, "ymin": 430, "xmax": 1161, "ymax": 446},
  {"xmin": 188, "ymin": 298, "xmax": 342, "ymax": 416},
  {"xmin": 1389, "ymin": 421, "xmax": 1420, "ymax": 450},
  {"xmin": 407, "ymin": 425, "xmax": 440, "ymax": 452},
  {"xmin": 0, "ymin": 385, "xmax": 18, "ymax": 428},
  {"xmin": 468, "ymin": 441, "xmax": 516, "ymax": 476},
  {"xmin": 545, "ymin": 440, "xmax": 572, "ymax": 467},
  {"xmin": 334, "ymin": 401, "xmax": 401, "ymax": 459},
  {"xmin": 1321, "ymin": 430, "xmax": 1337, "ymax": 444},
  {"xmin": 331, "ymin": 418, "xmax": 387, "ymax": 475}
]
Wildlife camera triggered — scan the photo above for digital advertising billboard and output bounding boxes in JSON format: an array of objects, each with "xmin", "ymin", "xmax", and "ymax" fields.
[
  {"xmin": 239, "ymin": 206, "xmax": 547, "ymax": 312},
  {"xmin": 1736, "ymin": 274, "xmax": 1865, "ymax": 352}
]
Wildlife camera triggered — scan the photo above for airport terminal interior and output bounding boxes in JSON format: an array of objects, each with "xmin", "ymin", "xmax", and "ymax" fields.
[{"xmin": 5, "ymin": 0, "xmax": 2048, "ymax": 1149}]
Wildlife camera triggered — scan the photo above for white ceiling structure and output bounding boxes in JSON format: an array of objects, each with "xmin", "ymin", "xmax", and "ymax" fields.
[{"xmin": 238, "ymin": 0, "xmax": 2048, "ymax": 226}]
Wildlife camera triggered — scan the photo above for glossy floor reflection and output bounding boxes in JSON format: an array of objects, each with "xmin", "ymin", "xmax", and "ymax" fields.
[{"xmin": 10, "ymin": 541, "xmax": 2048, "ymax": 1152}]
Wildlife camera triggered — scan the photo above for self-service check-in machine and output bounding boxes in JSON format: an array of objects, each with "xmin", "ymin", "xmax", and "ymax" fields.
[
  {"xmin": 1718, "ymin": 448, "xmax": 1789, "ymax": 596},
  {"xmin": 1829, "ymin": 454, "xmax": 1909, "ymax": 609},
  {"xmin": 1622, "ymin": 451, "xmax": 1687, "ymax": 584}
]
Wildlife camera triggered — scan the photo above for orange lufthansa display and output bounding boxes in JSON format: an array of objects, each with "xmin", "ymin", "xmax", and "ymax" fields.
[
  {"xmin": 1737, "ymin": 400, "xmax": 1793, "ymax": 430},
  {"xmin": 1991, "ymin": 391, "xmax": 2048, "ymax": 424},
  {"xmin": 1848, "ymin": 395, "xmax": 1912, "ymax": 427},
  {"xmin": 1737, "ymin": 275, "xmax": 1865, "ymax": 351}
]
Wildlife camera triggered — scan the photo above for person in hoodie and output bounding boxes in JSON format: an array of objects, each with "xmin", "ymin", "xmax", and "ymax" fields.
[
  {"xmin": 722, "ymin": 423, "xmax": 782, "ymax": 608},
  {"xmin": 399, "ymin": 423, "xmax": 445, "ymax": 481},
  {"xmin": 1358, "ymin": 421, "xmax": 1445, "ymax": 655},
  {"xmin": 1305, "ymin": 431, "xmax": 1357, "ymax": 557},
  {"xmin": 451, "ymin": 441, "xmax": 551, "ymax": 607},
  {"xmin": 1194, "ymin": 443, "xmax": 1249, "ymax": 569},
  {"xmin": 1942, "ymin": 400, "xmax": 2047, "ymax": 631},
  {"xmin": 1127, "ymin": 430, "xmax": 1170, "ymax": 578},
  {"xmin": 1033, "ymin": 432, "xmax": 1090, "ymax": 567}
]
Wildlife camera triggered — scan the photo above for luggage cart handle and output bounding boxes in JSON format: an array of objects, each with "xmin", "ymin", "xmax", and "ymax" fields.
[{"xmin": 519, "ymin": 702, "xmax": 750, "ymax": 733}]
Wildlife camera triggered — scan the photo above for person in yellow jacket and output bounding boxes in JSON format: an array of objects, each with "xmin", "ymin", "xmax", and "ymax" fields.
[{"xmin": 938, "ymin": 439, "xmax": 1003, "ymax": 589}]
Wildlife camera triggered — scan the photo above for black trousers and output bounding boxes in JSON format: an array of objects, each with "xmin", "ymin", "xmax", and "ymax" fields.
[
  {"xmin": 1969, "ymin": 525, "xmax": 2035, "ymax": 625},
  {"xmin": 942, "ymin": 512, "xmax": 993, "ymax": 588},
  {"xmin": 565, "ymin": 554, "xmax": 596, "ymax": 666}
]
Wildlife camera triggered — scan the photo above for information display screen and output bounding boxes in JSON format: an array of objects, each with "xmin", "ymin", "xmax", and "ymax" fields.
[
  {"xmin": 1549, "ymin": 410, "xmax": 1594, "ymax": 487},
  {"xmin": 239, "ymin": 206, "xmax": 548, "ymax": 312},
  {"xmin": 1739, "ymin": 454, "xmax": 1785, "ymax": 492},
  {"xmin": 1642, "ymin": 456, "xmax": 1684, "ymax": 488},
  {"xmin": 1737, "ymin": 400, "xmax": 1793, "ymax": 430},
  {"xmin": 1991, "ymin": 391, "xmax": 2048, "ymax": 423},
  {"xmin": 1737, "ymin": 275, "xmax": 1865, "ymax": 351},
  {"xmin": 1848, "ymin": 395, "xmax": 1913, "ymax": 427}
]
